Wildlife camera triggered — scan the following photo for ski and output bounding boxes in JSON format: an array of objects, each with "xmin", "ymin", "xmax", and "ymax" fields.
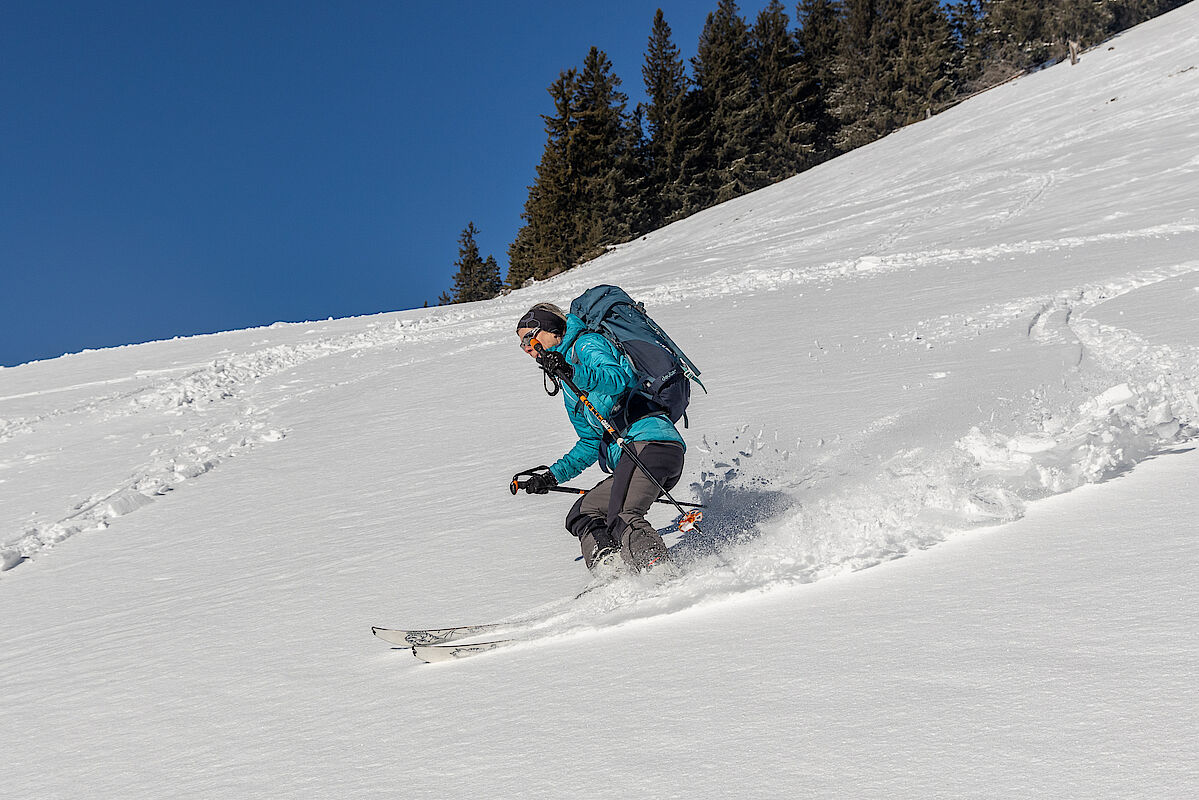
[
  {"xmin": 374, "ymin": 571, "xmax": 687, "ymax": 660},
  {"xmin": 410, "ymin": 639, "xmax": 519, "ymax": 663},
  {"xmin": 371, "ymin": 623, "xmax": 518, "ymax": 646}
]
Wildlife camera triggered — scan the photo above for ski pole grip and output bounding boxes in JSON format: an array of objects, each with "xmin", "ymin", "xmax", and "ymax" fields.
[{"xmin": 511, "ymin": 467, "xmax": 551, "ymax": 495}]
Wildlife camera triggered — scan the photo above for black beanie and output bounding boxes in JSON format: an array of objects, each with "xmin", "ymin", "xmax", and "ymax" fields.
[{"xmin": 517, "ymin": 305, "xmax": 566, "ymax": 335}]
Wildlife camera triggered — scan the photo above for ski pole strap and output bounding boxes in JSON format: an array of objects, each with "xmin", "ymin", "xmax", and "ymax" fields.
[{"xmin": 510, "ymin": 466, "xmax": 552, "ymax": 495}]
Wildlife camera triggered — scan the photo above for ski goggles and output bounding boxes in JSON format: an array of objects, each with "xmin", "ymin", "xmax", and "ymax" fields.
[{"xmin": 519, "ymin": 327, "xmax": 540, "ymax": 348}]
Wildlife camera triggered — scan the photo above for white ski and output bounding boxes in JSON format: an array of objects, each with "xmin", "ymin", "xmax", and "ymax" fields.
[
  {"xmin": 410, "ymin": 639, "xmax": 520, "ymax": 663},
  {"xmin": 371, "ymin": 623, "xmax": 514, "ymax": 647}
]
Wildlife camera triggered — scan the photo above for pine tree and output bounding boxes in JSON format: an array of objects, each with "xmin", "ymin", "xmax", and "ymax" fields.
[
  {"xmin": 506, "ymin": 49, "xmax": 642, "ymax": 286},
  {"xmin": 833, "ymin": 0, "xmax": 891, "ymax": 150},
  {"xmin": 573, "ymin": 46, "xmax": 635, "ymax": 260},
  {"xmin": 481, "ymin": 255, "xmax": 501, "ymax": 298},
  {"xmin": 830, "ymin": 0, "xmax": 955, "ymax": 148},
  {"xmin": 618, "ymin": 104, "xmax": 654, "ymax": 237},
  {"xmin": 977, "ymin": 0, "xmax": 1124, "ymax": 74},
  {"xmin": 1111, "ymin": 0, "xmax": 1190, "ymax": 29},
  {"xmin": 449, "ymin": 222, "xmax": 500, "ymax": 304},
  {"xmin": 642, "ymin": 9, "xmax": 690, "ymax": 224},
  {"xmin": 891, "ymin": 0, "xmax": 956, "ymax": 123},
  {"xmin": 949, "ymin": 0, "xmax": 989, "ymax": 91},
  {"xmin": 507, "ymin": 69, "xmax": 579, "ymax": 287},
  {"xmin": 1050, "ymin": 0, "xmax": 1114, "ymax": 51},
  {"xmin": 980, "ymin": 0, "xmax": 1052, "ymax": 70},
  {"xmin": 958, "ymin": 1, "xmax": 1188, "ymax": 94},
  {"xmin": 499, "ymin": 0, "xmax": 1192, "ymax": 292},
  {"xmin": 689, "ymin": 0, "xmax": 761, "ymax": 206},
  {"xmin": 795, "ymin": 0, "xmax": 844, "ymax": 161},
  {"xmin": 749, "ymin": 0, "xmax": 817, "ymax": 182}
]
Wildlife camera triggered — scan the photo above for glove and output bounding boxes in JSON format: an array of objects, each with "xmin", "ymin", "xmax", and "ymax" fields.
[
  {"xmin": 537, "ymin": 349, "xmax": 573, "ymax": 381},
  {"xmin": 523, "ymin": 470, "xmax": 558, "ymax": 495}
]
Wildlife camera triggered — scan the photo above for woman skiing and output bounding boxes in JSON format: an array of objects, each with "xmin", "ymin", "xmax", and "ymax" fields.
[{"xmin": 514, "ymin": 302, "xmax": 685, "ymax": 578}]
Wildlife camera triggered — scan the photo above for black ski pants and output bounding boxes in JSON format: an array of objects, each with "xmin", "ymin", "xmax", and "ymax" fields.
[{"xmin": 564, "ymin": 441, "xmax": 684, "ymax": 571}]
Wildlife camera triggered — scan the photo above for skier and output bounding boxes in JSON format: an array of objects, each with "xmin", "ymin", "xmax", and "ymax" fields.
[{"xmin": 514, "ymin": 302, "xmax": 686, "ymax": 578}]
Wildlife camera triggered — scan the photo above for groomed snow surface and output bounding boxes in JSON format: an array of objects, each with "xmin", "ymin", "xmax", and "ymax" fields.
[{"xmin": 3, "ymin": 6, "xmax": 1198, "ymax": 799}]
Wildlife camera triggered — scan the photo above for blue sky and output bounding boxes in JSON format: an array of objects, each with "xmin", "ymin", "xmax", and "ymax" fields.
[{"xmin": 2, "ymin": 0, "xmax": 776, "ymax": 367}]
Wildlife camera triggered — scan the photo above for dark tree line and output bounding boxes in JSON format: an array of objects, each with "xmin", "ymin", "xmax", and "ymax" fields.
[{"xmin": 442, "ymin": 0, "xmax": 1190, "ymax": 301}]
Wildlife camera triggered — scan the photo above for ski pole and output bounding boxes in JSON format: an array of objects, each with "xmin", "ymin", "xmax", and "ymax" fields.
[
  {"xmin": 509, "ymin": 469, "xmax": 704, "ymax": 508},
  {"xmin": 532, "ymin": 343, "xmax": 704, "ymax": 533}
]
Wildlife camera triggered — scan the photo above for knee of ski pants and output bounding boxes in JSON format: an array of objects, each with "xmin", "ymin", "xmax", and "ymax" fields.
[
  {"xmin": 564, "ymin": 479, "xmax": 612, "ymax": 538},
  {"xmin": 606, "ymin": 441, "xmax": 685, "ymax": 532}
]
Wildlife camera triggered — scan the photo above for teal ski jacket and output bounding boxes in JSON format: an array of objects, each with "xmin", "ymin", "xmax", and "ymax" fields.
[{"xmin": 547, "ymin": 314, "xmax": 685, "ymax": 484}]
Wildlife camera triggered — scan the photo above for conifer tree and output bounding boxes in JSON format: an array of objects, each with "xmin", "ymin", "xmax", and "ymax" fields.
[
  {"xmin": 672, "ymin": 90, "xmax": 716, "ymax": 218},
  {"xmin": 833, "ymin": 0, "xmax": 890, "ymax": 150},
  {"xmin": 891, "ymin": 0, "xmax": 956, "ymax": 123},
  {"xmin": 980, "ymin": 0, "xmax": 1051, "ymax": 70},
  {"xmin": 449, "ymin": 222, "xmax": 500, "ymax": 303},
  {"xmin": 1110, "ymin": 0, "xmax": 1190, "ymax": 29},
  {"xmin": 641, "ymin": 9, "xmax": 690, "ymax": 224},
  {"xmin": 499, "ymin": 0, "xmax": 1192, "ymax": 291},
  {"xmin": 949, "ymin": 0, "xmax": 989, "ymax": 90},
  {"xmin": 1050, "ymin": 0, "xmax": 1114, "ymax": 50},
  {"xmin": 505, "ymin": 221, "xmax": 538, "ymax": 289},
  {"xmin": 689, "ymin": 0, "xmax": 761, "ymax": 205},
  {"xmin": 481, "ymin": 255, "xmax": 501, "ymax": 297},
  {"xmin": 507, "ymin": 70, "xmax": 579, "ymax": 287},
  {"xmin": 977, "ymin": 0, "xmax": 1122, "ymax": 73},
  {"xmin": 795, "ymin": 0, "xmax": 844, "ymax": 161},
  {"xmin": 618, "ymin": 104, "xmax": 654, "ymax": 237},
  {"xmin": 573, "ymin": 47, "xmax": 635, "ymax": 260},
  {"xmin": 832, "ymin": 0, "xmax": 955, "ymax": 147},
  {"xmin": 749, "ymin": 0, "xmax": 817, "ymax": 182},
  {"xmin": 507, "ymin": 49, "xmax": 642, "ymax": 286}
]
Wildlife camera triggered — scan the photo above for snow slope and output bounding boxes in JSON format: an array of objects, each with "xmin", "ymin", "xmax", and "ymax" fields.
[{"xmin": 2, "ymin": 6, "xmax": 1197, "ymax": 798}]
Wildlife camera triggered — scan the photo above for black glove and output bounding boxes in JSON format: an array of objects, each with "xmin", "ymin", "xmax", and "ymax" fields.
[
  {"xmin": 537, "ymin": 349, "xmax": 573, "ymax": 381},
  {"xmin": 523, "ymin": 470, "xmax": 558, "ymax": 495}
]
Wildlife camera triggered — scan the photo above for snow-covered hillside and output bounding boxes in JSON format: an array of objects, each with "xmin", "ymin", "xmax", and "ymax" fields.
[{"xmin": 2, "ymin": 6, "xmax": 1197, "ymax": 799}]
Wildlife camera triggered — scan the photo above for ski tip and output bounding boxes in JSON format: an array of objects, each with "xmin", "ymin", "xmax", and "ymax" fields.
[
  {"xmin": 372, "ymin": 626, "xmax": 415, "ymax": 646},
  {"xmin": 372, "ymin": 626, "xmax": 411, "ymax": 646}
]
